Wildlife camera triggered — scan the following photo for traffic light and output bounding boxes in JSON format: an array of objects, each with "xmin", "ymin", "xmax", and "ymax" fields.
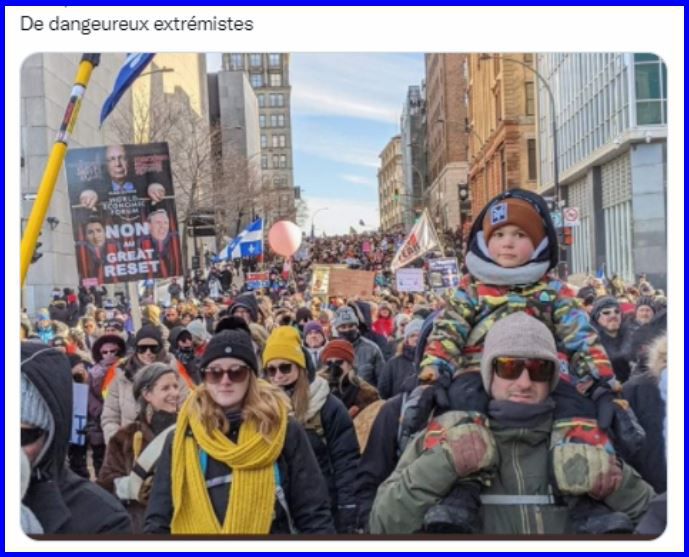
[{"xmin": 458, "ymin": 183, "xmax": 470, "ymax": 202}]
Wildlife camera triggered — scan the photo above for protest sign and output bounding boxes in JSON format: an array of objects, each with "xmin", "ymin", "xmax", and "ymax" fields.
[
  {"xmin": 328, "ymin": 268, "xmax": 376, "ymax": 298},
  {"xmin": 70, "ymin": 383, "xmax": 89, "ymax": 446},
  {"xmin": 396, "ymin": 268, "xmax": 426, "ymax": 292},
  {"xmin": 428, "ymin": 257, "xmax": 460, "ymax": 291},
  {"xmin": 65, "ymin": 142, "xmax": 183, "ymax": 285}
]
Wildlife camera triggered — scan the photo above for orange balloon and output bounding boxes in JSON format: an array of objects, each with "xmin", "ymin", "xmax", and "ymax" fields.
[{"xmin": 268, "ymin": 221, "xmax": 302, "ymax": 257}]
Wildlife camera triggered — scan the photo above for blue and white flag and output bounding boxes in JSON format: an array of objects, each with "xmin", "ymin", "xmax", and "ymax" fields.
[
  {"xmin": 219, "ymin": 218, "xmax": 264, "ymax": 260},
  {"xmin": 100, "ymin": 53, "xmax": 155, "ymax": 126}
]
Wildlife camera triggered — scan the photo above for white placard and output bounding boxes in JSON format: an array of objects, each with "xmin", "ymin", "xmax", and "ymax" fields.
[
  {"xmin": 396, "ymin": 268, "xmax": 425, "ymax": 292},
  {"xmin": 70, "ymin": 383, "xmax": 89, "ymax": 446}
]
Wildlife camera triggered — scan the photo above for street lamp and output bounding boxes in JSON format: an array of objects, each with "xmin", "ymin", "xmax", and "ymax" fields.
[
  {"xmin": 479, "ymin": 53, "xmax": 560, "ymax": 207},
  {"xmin": 311, "ymin": 207, "xmax": 328, "ymax": 238}
]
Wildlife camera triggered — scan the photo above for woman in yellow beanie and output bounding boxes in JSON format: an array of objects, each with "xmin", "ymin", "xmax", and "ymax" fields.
[
  {"xmin": 264, "ymin": 326, "xmax": 360, "ymax": 533},
  {"xmin": 143, "ymin": 329, "xmax": 335, "ymax": 534}
]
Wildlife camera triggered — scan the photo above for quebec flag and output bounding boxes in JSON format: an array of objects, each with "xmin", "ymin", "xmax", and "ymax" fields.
[
  {"xmin": 220, "ymin": 218, "xmax": 264, "ymax": 260},
  {"xmin": 100, "ymin": 53, "xmax": 155, "ymax": 126}
]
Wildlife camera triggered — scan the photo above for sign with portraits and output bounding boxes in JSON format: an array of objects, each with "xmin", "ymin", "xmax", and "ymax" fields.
[
  {"xmin": 428, "ymin": 257, "xmax": 460, "ymax": 291},
  {"xmin": 65, "ymin": 143, "xmax": 184, "ymax": 285}
]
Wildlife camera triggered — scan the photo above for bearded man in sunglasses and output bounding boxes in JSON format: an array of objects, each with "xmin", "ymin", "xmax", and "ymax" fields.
[
  {"xmin": 591, "ymin": 296, "xmax": 635, "ymax": 384},
  {"xmin": 370, "ymin": 313, "xmax": 654, "ymax": 535}
]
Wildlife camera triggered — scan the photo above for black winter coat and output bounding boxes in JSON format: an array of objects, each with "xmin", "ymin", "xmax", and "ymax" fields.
[
  {"xmin": 593, "ymin": 322, "xmax": 634, "ymax": 383},
  {"xmin": 377, "ymin": 351, "xmax": 416, "ymax": 400},
  {"xmin": 303, "ymin": 394, "xmax": 359, "ymax": 532},
  {"xmin": 21, "ymin": 343, "xmax": 132, "ymax": 535},
  {"xmin": 622, "ymin": 373, "xmax": 666, "ymax": 493},
  {"xmin": 144, "ymin": 417, "xmax": 335, "ymax": 534},
  {"xmin": 355, "ymin": 393, "xmax": 405, "ymax": 531}
]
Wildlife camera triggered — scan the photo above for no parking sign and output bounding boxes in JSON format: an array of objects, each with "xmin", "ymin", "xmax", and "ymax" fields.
[{"xmin": 563, "ymin": 207, "xmax": 580, "ymax": 227}]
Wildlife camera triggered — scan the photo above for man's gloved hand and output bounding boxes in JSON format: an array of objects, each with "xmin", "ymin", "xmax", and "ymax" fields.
[
  {"xmin": 591, "ymin": 385, "xmax": 617, "ymax": 431},
  {"xmin": 610, "ymin": 399, "xmax": 646, "ymax": 457},
  {"xmin": 588, "ymin": 456, "xmax": 624, "ymax": 500},
  {"xmin": 443, "ymin": 418, "xmax": 497, "ymax": 477}
]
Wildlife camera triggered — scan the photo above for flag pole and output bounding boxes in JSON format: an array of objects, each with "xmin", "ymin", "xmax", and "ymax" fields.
[{"xmin": 20, "ymin": 54, "xmax": 100, "ymax": 287}]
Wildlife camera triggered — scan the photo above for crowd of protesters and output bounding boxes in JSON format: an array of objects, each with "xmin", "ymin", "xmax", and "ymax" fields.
[{"xmin": 20, "ymin": 189, "xmax": 668, "ymax": 537}]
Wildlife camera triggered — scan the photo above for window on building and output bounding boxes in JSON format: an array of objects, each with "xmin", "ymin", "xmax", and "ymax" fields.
[
  {"xmin": 272, "ymin": 154, "xmax": 280, "ymax": 168},
  {"xmin": 279, "ymin": 135, "xmax": 286, "ymax": 147},
  {"xmin": 250, "ymin": 54, "xmax": 262, "ymax": 68},
  {"xmin": 634, "ymin": 54, "xmax": 667, "ymax": 125},
  {"xmin": 272, "ymin": 135, "xmax": 280, "ymax": 148},
  {"xmin": 261, "ymin": 134, "xmax": 268, "ymax": 148},
  {"xmin": 269, "ymin": 53, "xmax": 281, "ymax": 67},
  {"xmin": 229, "ymin": 54, "xmax": 243, "ymax": 69},
  {"xmin": 269, "ymin": 94, "xmax": 276, "ymax": 107},
  {"xmin": 269, "ymin": 73, "xmax": 282, "ymax": 87},
  {"xmin": 277, "ymin": 114, "xmax": 285, "ymax": 127},
  {"xmin": 250, "ymin": 73, "xmax": 263, "ymax": 88},
  {"xmin": 525, "ymin": 82, "xmax": 535, "ymax": 116},
  {"xmin": 257, "ymin": 94, "xmax": 265, "ymax": 108},
  {"xmin": 527, "ymin": 139, "xmax": 537, "ymax": 180},
  {"xmin": 270, "ymin": 114, "xmax": 278, "ymax": 127},
  {"xmin": 279, "ymin": 154, "xmax": 287, "ymax": 168},
  {"xmin": 261, "ymin": 154, "xmax": 268, "ymax": 169},
  {"xmin": 277, "ymin": 93, "xmax": 284, "ymax": 107},
  {"xmin": 259, "ymin": 114, "xmax": 266, "ymax": 128}
]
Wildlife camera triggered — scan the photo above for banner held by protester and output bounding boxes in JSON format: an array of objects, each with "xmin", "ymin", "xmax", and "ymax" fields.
[{"xmin": 390, "ymin": 209, "xmax": 441, "ymax": 272}]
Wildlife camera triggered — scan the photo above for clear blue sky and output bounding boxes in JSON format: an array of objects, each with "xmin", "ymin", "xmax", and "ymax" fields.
[{"xmin": 207, "ymin": 53, "xmax": 425, "ymax": 235}]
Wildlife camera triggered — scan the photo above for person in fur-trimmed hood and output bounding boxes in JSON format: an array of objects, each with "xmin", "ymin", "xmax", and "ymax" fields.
[{"xmin": 622, "ymin": 334, "xmax": 667, "ymax": 494}]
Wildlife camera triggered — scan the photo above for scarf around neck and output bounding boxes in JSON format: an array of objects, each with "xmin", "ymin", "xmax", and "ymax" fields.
[
  {"xmin": 170, "ymin": 391, "xmax": 288, "ymax": 534},
  {"xmin": 465, "ymin": 231, "xmax": 551, "ymax": 286},
  {"xmin": 488, "ymin": 398, "xmax": 556, "ymax": 429}
]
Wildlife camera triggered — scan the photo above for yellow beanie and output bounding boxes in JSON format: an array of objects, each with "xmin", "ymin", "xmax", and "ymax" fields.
[{"xmin": 262, "ymin": 326, "xmax": 306, "ymax": 368}]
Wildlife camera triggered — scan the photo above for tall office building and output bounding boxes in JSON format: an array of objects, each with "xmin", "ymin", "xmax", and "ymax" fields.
[
  {"xmin": 222, "ymin": 53, "xmax": 296, "ymax": 226},
  {"xmin": 378, "ymin": 136, "xmax": 404, "ymax": 233},
  {"xmin": 424, "ymin": 53, "xmax": 469, "ymax": 233},
  {"xmin": 536, "ymin": 53, "xmax": 667, "ymax": 286},
  {"xmin": 20, "ymin": 53, "xmax": 128, "ymax": 313},
  {"xmin": 466, "ymin": 53, "xmax": 538, "ymax": 217},
  {"xmin": 400, "ymin": 85, "xmax": 427, "ymax": 231}
]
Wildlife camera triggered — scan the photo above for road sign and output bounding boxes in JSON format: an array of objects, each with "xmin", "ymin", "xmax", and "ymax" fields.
[
  {"xmin": 563, "ymin": 207, "xmax": 580, "ymax": 227},
  {"xmin": 550, "ymin": 211, "xmax": 563, "ymax": 228}
]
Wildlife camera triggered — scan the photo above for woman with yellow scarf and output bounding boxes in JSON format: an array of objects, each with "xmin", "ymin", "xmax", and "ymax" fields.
[{"xmin": 143, "ymin": 329, "xmax": 335, "ymax": 534}]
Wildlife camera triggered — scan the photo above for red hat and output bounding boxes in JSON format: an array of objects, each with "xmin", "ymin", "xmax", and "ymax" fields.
[{"xmin": 321, "ymin": 339, "xmax": 355, "ymax": 365}]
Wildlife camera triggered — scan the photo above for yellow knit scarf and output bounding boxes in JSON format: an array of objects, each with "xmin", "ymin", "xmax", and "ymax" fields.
[{"xmin": 170, "ymin": 392, "xmax": 288, "ymax": 534}]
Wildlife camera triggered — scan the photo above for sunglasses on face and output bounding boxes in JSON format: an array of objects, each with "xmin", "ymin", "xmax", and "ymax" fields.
[
  {"xmin": 136, "ymin": 344, "xmax": 161, "ymax": 355},
  {"xmin": 21, "ymin": 427, "xmax": 46, "ymax": 447},
  {"xmin": 202, "ymin": 364, "xmax": 251, "ymax": 384},
  {"xmin": 492, "ymin": 357, "xmax": 555, "ymax": 383},
  {"xmin": 600, "ymin": 308, "xmax": 620, "ymax": 317},
  {"xmin": 265, "ymin": 363, "xmax": 295, "ymax": 377}
]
